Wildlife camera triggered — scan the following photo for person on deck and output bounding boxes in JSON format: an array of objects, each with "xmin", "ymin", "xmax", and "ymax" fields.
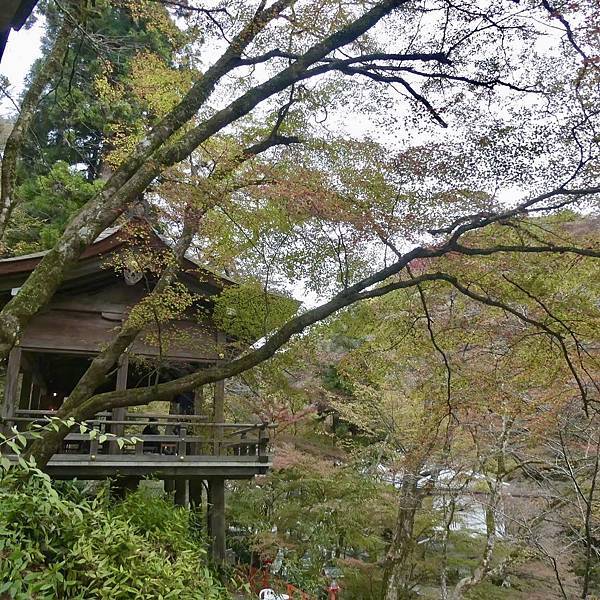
[
  {"xmin": 142, "ymin": 417, "xmax": 160, "ymax": 453},
  {"xmin": 175, "ymin": 391, "xmax": 194, "ymax": 415}
]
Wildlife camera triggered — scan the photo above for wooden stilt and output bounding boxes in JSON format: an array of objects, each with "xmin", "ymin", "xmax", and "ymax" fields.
[
  {"xmin": 189, "ymin": 478, "xmax": 203, "ymax": 511},
  {"xmin": 112, "ymin": 475, "xmax": 139, "ymax": 499},
  {"xmin": 175, "ymin": 479, "xmax": 189, "ymax": 507},
  {"xmin": 208, "ymin": 478, "xmax": 226, "ymax": 563},
  {"xmin": 109, "ymin": 354, "xmax": 128, "ymax": 454}
]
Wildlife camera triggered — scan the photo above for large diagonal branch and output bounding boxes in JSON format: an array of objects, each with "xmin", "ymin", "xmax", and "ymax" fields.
[
  {"xmin": 234, "ymin": 50, "xmax": 452, "ymax": 67},
  {"xmin": 0, "ymin": 0, "xmax": 407, "ymax": 358},
  {"xmin": 25, "ymin": 221, "xmax": 600, "ymax": 468},
  {"xmin": 77, "ymin": 236, "xmax": 599, "ymax": 416},
  {"xmin": 429, "ymin": 183, "xmax": 600, "ymax": 237},
  {"xmin": 25, "ymin": 132, "xmax": 299, "ymax": 467}
]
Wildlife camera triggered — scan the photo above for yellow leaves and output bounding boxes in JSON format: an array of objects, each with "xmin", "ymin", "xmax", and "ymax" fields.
[
  {"xmin": 97, "ymin": 49, "xmax": 194, "ymax": 167},
  {"xmin": 94, "ymin": 72, "xmax": 122, "ymax": 105},
  {"xmin": 129, "ymin": 52, "xmax": 193, "ymax": 119},
  {"xmin": 127, "ymin": 282, "xmax": 195, "ymax": 330}
]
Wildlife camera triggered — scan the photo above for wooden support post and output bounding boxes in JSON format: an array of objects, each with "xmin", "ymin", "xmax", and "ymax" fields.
[
  {"xmin": 174, "ymin": 479, "xmax": 189, "ymax": 508},
  {"xmin": 113, "ymin": 476, "xmax": 139, "ymax": 500},
  {"xmin": 109, "ymin": 354, "xmax": 128, "ymax": 454},
  {"xmin": 164, "ymin": 479, "xmax": 175, "ymax": 494},
  {"xmin": 258, "ymin": 425, "xmax": 269, "ymax": 463},
  {"xmin": 89, "ymin": 435, "xmax": 99, "ymax": 459},
  {"xmin": 178, "ymin": 425, "xmax": 187, "ymax": 458},
  {"xmin": 189, "ymin": 478, "xmax": 203, "ymax": 511},
  {"xmin": 208, "ymin": 478, "xmax": 226, "ymax": 563},
  {"xmin": 18, "ymin": 370, "xmax": 32, "ymax": 410},
  {"xmin": 213, "ymin": 379, "xmax": 224, "ymax": 456},
  {"xmin": 2, "ymin": 346, "xmax": 21, "ymax": 434}
]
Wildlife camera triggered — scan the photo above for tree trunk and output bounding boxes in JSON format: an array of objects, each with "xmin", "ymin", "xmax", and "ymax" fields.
[{"xmin": 382, "ymin": 475, "xmax": 424, "ymax": 600}]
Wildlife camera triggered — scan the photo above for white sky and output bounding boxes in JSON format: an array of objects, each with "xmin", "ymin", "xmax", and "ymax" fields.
[
  {"xmin": 0, "ymin": 7, "xmax": 586, "ymax": 307},
  {"xmin": 0, "ymin": 18, "xmax": 45, "ymax": 116}
]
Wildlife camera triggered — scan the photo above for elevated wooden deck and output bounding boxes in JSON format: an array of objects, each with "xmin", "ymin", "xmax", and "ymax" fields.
[
  {"xmin": 8, "ymin": 410, "xmax": 274, "ymax": 480},
  {"xmin": 40, "ymin": 454, "xmax": 272, "ymax": 479}
]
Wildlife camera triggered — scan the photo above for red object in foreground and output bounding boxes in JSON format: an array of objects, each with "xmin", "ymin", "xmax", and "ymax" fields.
[
  {"xmin": 328, "ymin": 580, "xmax": 340, "ymax": 600},
  {"xmin": 244, "ymin": 566, "xmax": 313, "ymax": 599}
]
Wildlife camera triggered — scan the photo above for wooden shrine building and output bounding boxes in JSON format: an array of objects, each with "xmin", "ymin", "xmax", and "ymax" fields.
[{"xmin": 0, "ymin": 221, "xmax": 275, "ymax": 562}]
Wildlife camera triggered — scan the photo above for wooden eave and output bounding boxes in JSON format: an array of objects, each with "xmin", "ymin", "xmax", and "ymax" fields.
[{"xmin": 0, "ymin": 225, "xmax": 235, "ymax": 294}]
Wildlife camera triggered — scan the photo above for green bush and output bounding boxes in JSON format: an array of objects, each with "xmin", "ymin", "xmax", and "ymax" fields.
[{"xmin": 0, "ymin": 466, "xmax": 227, "ymax": 599}]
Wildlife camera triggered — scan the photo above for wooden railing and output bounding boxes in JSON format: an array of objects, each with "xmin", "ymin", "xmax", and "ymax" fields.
[{"xmin": 11, "ymin": 409, "xmax": 274, "ymax": 463}]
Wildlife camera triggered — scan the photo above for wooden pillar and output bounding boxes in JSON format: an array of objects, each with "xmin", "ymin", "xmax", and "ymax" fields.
[
  {"xmin": 213, "ymin": 379, "xmax": 224, "ymax": 456},
  {"xmin": 208, "ymin": 478, "xmax": 226, "ymax": 563},
  {"xmin": 112, "ymin": 476, "xmax": 139, "ymax": 499},
  {"xmin": 2, "ymin": 346, "xmax": 21, "ymax": 433},
  {"xmin": 189, "ymin": 478, "xmax": 203, "ymax": 511},
  {"xmin": 164, "ymin": 479, "xmax": 175, "ymax": 494},
  {"xmin": 109, "ymin": 354, "xmax": 128, "ymax": 454},
  {"xmin": 174, "ymin": 479, "xmax": 189, "ymax": 507},
  {"xmin": 18, "ymin": 370, "xmax": 32, "ymax": 410}
]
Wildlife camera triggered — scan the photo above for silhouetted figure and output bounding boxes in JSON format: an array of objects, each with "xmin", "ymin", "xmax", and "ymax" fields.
[
  {"xmin": 142, "ymin": 417, "xmax": 160, "ymax": 453},
  {"xmin": 175, "ymin": 391, "xmax": 194, "ymax": 415}
]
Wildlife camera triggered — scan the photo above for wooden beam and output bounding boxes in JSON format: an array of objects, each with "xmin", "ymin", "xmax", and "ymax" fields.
[
  {"xmin": 2, "ymin": 346, "xmax": 21, "ymax": 431},
  {"xmin": 189, "ymin": 478, "xmax": 203, "ymax": 511},
  {"xmin": 18, "ymin": 370, "xmax": 32, "ymax": 410},
  {"xmin": 213, "ymin": 379, "xmax": 224, "ymax": 456},
  {"xmin": 174, "ymin": 479, "xmax": 189, "ymax": 507},
  {"xmin": 208, "ymin": 478, "xmax": 226, "ymax": 563},
  {"xmin": 109, "ymin": 354, "xmax": 128, "ymax": 454}
]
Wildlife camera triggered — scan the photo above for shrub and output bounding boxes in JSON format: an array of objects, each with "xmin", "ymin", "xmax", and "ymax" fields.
[{"xmin": 0, "ymin": 465, "xmax": 227, "ymax": 599}]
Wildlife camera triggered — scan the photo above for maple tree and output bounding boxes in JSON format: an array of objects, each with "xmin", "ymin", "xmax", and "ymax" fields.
[
  {"xmin": 295, "ymin": 220, "xmax": 600, "ymax": 598},
  {"xmin": 0, "ymin": 0, "xmax": 598, "ymax": 514}
]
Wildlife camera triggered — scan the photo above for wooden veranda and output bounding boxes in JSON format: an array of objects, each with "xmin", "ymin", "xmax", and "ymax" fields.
[{"xmin": 0, "ymin": 220, "xmax": 279, "ymax": 562}]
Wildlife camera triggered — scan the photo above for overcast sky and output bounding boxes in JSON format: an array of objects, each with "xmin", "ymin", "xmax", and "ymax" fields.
[{"xmin": 0, "ymin": 18, "xmax": 45, "ymax": 116}]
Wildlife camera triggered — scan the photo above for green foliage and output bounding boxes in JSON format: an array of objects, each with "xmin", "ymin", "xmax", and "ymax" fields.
[
  {"xmin": 0, "ymin": 423, "xmax": 226, "ymax": 599},
  {"xmin": 322, "ymin": 364, "xmax": 354, "ymax": 394},
  {"xmin": 5, "ymin": 162, "xmax": 102, "ymax": 255},
  {"xmin": 212, "ymin": 281, "xmax": 298, "ymax": 343},
  {"xmin": 23, "ymin": 0, "xmax": 185, "ymax": 180},
  {"xmin": 228, "ymin": 461, "xmax": 391, "ymax": 593},
  {"xmin": 0, "ymin": 474, "xmax": 227, "ymax": 599}
]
